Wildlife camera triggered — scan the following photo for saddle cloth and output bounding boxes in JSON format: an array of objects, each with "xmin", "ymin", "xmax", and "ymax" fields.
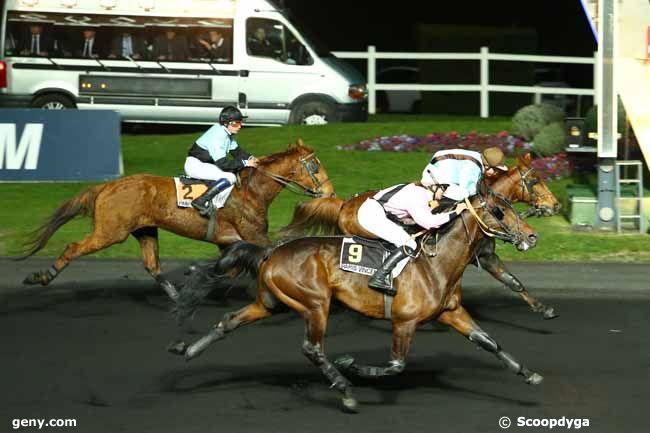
[
  {"xmin": 173, "ymin": 177, "xmax": 232, "ymax": 209},
  {"xmin": 339, "ymin": 236, "xmax": 410, "ymax": 279}
]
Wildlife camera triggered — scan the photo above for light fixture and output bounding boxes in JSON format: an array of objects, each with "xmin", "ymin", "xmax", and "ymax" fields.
[
  {"xmin": 19, "ymin": 0, "xmax": 40, "ymax": 7},
  {"xmin": 100, "ymin": 0, "xmax": 117, "ymax": 10},
  {"xmin": 139, "ymin": 0, "xmax": 155, "ymax": 11},
  {"xmin": 60, "ymin": 0, "xmax": 77, "ymax": 8}
]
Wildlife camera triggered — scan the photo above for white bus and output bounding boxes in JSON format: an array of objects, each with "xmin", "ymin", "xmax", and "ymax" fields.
[{"xmin": 0, "ymin": 0, "xmax": 368, "ymax": 125}]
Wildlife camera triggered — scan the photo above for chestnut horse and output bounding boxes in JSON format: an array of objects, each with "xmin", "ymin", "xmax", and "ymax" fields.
[
  {"xmin": 18, "ymin": 140, "xmax": 334, "ymax": 301},
  {"xmin": 278, "ymin": 153, "xmax": 561, "ymax": 319},
  {"xmin": 173, "ymin": 179, "xmax": 541, "ymax": 413}
]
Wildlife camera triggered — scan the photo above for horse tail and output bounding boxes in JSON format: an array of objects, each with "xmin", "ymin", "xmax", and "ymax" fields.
[
  {"xmin": 15, "ymin": 184, "xmax": 104, "ymax": 260},
  {"xmin": 175, "ymin": 241, "xmax": 268, "ymax": 324},
  {"xmin": 276, "ymin": 197, "xmax": 344, "ymax": 240}
]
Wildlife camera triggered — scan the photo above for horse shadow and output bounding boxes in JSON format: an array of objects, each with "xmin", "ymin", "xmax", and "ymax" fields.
[{"xmin": 159, "ymin": 350, "xmax": 539, "ymax": 410}]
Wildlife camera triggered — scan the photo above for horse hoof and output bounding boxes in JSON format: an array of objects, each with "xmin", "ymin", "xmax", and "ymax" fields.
[
  {"xmin": 23, "ymin": 272, "xmax": 47, "ymax": 286},
  {"xmin": 167, "ymin": 341, "xmax": 188, "ymax": 356},
  {"xmin": 341, "ymin": 397, "xmax": 359, "ymax": 414},
  {"xmin": 526, "ymin": 373, "xmax": 543, "ymax": 385},
  {"xmin": 543, "ymin": 308, "xmax": 559, "ymax": 320},
  {"xmin": 334, "ymin": 355, "xmax": 355, "ymax": 370}
]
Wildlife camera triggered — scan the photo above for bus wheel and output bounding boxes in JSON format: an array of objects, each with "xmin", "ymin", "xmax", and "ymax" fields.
[
  {"xmin": 31, "ymin": 94, "xmax": 76, "ymax": 110},
  {"xmin": 290, "ymin": 100, "xmax": 336, "ymax": 125}
]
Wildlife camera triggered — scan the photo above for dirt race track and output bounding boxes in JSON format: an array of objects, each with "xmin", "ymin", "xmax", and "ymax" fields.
[{"xmin": 0, "ymin": 258, "xmax": 648, "ymax": 433}]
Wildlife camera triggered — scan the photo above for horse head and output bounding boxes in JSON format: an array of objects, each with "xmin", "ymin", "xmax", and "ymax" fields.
[
  {"xmin": 514, "ymin": 153, "xmax": 561, "ymax": 217},
  {"xmin": 252, "ymin": 138, "xmax": 335, "ymax": 198},
  {"xmin": 473, "ymin": 180, "xmax": 538, "ymax": 251}
]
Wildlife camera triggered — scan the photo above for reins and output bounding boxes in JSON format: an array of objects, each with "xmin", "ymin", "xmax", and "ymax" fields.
[{"xmin": 255, "ymin": 152, "xmax": 331, "ymax": 198}]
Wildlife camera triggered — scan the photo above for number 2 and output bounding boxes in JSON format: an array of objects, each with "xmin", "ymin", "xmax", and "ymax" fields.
[
  {"xmin": 348, "ymin": 244, "xmax": 363, "ymax": 263},
  {"xmin": 182, "ymin": 184, "xmax": 193, "ymax": 199}
]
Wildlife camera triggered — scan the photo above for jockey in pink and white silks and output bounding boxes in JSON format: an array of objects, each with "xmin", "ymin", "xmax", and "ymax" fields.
[
  {"xmin": 421, "ymin": 147, "xmax": 508, "ymax": 202},
  {"xmin": 184, "ymin": 105, "xmax": 259, "ymax": 216},
  {"xmin": 357, "ymin": 182, "xmax": 466, "ymax": 294}
]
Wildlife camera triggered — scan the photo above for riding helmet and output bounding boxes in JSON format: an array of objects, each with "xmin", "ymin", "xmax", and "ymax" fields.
[{"xmin": 219, "ymin": 105, "xmax": 247, "ymax": 125}]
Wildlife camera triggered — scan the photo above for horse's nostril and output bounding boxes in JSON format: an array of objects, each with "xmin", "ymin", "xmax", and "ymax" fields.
[{"xmin": 528, "ymin": 234, "xmax": 538, "ymax": 244}]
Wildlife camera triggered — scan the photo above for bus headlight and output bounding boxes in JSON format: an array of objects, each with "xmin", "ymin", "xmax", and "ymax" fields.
[{"xmin": 348, "ymin": 84, "xmax": 367, "ymax": 101}]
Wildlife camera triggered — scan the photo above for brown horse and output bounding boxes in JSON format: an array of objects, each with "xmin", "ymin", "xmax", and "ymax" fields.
[
  {"xmin": 277, "ymin": 153, "xmax": 561, "ymax": 319},
  {"xmin": 173, "ymin": 179, "xmax": 541, "ymax": 413},
  {"xmin": 18, "ymin": 140, "xmax": 334, "ymax": 301}
]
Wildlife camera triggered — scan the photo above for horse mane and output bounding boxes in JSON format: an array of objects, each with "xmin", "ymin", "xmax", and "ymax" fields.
[{"xmin": 237, "ymin": 140, "xmax": 312, "ymax": 187}]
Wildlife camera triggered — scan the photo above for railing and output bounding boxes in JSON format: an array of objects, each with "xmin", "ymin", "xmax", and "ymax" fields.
[{"xmin": 331, "ymin": 46, "xmax": 597, "ymax": 117}]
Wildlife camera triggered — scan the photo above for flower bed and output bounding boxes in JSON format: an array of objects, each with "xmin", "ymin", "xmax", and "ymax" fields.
[{"xmin": 337, "ymin": 130, "xmax": 570, "ymax": 180}]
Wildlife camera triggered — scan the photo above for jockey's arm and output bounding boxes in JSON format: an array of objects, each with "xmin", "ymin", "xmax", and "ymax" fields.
[{"xmin": 408, "ymin": 200, "xmax": 455, "ymax": 230}]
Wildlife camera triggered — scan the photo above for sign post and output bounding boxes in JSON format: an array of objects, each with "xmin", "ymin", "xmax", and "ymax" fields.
[{"xmin": 0, "ymin": 110, "xmax": 122, "ymax": 182}]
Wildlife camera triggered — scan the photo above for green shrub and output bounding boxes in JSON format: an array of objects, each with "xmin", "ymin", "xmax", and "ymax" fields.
[
  {"xmin": 532, "ymin": 122, "xmax": 566, "ymax": 156},
  {"xmin": 512, "ymin": 103, "xmax": 564, "ymax": 141},
  {"xmin": 538, "ymin": 103, "xmax": 565, "ymax": 124}
]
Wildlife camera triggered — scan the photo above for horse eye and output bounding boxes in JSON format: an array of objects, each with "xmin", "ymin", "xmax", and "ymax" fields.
[
  {"xmin": 308, "ymin": 161, "xmax": 319, "ymax": 173},
  {"xmin": 493, "ymin": 206, "xmax": 505, "ymax": 221}
]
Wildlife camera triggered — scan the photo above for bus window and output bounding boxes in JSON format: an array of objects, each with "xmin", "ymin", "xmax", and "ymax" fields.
[
  {"xmin": 246, "ymin": 18, "xmax": 312, "ymax": 65},
  {"xmin": 190, "ymin": 27, "xmax": 232, "ymax": 63}
]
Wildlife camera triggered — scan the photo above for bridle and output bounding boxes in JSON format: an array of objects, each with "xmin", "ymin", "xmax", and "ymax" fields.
[
  {"xmin": 257, "ymin": 152, "xmax": 331, "ymax": 198},
  {"xmin": 462, "ymin": 188, "xmax": 525, "ymax": 245},
  {"xmin": 517, "ymin": 167, "xmax": 553, "ymax": 218}
]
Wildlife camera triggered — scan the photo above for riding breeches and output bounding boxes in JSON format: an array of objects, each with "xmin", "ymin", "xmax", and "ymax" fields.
[
  {"xmin": 357, "ymin": 199, "xmax": 417, "ymax": 250},
  {"xmin": 184, "ymin": 157, "xmax": 236, "ymax": 209},
  {"xmin": 184, "ymin": 157, "xmax": 237, "ymax": 184}
]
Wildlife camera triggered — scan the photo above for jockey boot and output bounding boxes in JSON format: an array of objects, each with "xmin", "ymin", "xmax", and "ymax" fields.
[
  {"xmin": 368, "ymin": 245, "xmax": 414, "ymax": 295},
  {"xmin": 191, "ymin": 178, "xmax": 232, "ymax": 216}
]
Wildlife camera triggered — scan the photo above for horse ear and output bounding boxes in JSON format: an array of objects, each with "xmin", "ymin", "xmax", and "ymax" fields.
[
  {"xmin": 518, "ymin": 152, "xmax": 532, "ymax": 167},
  {"xmin": 297, "ymin": 138, "xmax": 305, "ymax": 147}
]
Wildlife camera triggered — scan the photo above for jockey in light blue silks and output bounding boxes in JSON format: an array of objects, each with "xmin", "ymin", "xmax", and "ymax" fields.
[
  {"xmin": 420, "ymin": 147, "xmax": 508, "ymax": 201},
  {"xmin": 184, "ymin": 105, "xmax": 259, "ymax": 215}
]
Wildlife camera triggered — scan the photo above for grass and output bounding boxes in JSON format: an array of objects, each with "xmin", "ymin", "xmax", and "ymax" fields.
[{"xmin": 1, "ymin": 114, "xmax": 648, "ymax": 262}]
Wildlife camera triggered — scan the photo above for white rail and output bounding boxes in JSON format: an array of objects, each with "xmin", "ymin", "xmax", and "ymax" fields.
[{"xmin": 331, "ymin": 46, "xmax": 597, "ymax": 117}]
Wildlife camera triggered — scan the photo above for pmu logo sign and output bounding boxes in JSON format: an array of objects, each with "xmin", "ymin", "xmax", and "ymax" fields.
[
  {"xmin": 0, "ymin": 109, "xmax": 122, "ymax": 182},
  {"xmin": 0, "ymin": 123, "xmax": 43, "ymax": 170}
]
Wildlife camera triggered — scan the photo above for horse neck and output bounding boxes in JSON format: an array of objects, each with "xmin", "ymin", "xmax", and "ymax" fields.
[
  {"xmin": 491, "ymin": 171, "xmax": 522, "ymax": 203},
  {"xmin": 428, "ymin": 203, "xmax": 484, "ymax": 283},
  {"xmin": 242, "ymin": 154, "xmax": 296, "ymax": 208}
]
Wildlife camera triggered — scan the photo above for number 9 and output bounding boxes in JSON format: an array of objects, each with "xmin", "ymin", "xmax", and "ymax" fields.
[{"xmin": 348, "ymin": 244, "xmax": 363, "ymax": 263}]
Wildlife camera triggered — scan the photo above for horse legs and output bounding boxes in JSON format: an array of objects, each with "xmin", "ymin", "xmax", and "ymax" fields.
[
  {"xmin": 335, "ymin": 319, "xmax": 418, "ymax": 378},
  {"xmin": 301, "ymin": 308, "xmax": 358, "ymax": 413},
  {"xmin": 172, "ymin": 301, "xmax": 273, "ymax": 359},
  {"xmin": 131, "ymin": 227, "xmax": 179, "ymax": 302},
  {"xmin": 437, "ymin": 304, "xmax": 543, "ymax": 385},
  {"xmin": 478, "ymin": 243, "xmax": 558, "ymax": 320},
  {"xmin": 23, "ymin": 227, "xmax": 129, "ymax": 286}
]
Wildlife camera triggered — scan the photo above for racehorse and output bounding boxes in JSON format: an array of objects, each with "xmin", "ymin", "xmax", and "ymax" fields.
[
  {"xmin": 18, "ymin": 140, "xmax": 334, "ymax": 301},
  {"xmin": 172, "ymin": 179, "xmax": 542, "ymax": 413},
  {"xmin": 277, "ymin": 153, "xmax": 561, "ymax": 319}
]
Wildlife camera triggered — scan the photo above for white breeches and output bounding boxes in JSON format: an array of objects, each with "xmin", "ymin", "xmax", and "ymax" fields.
[
  {"xmin": 357, "ymin": 199, "xmax": 417, "ymax": 250},
  {"xmin": 183, "ymin": 156, "xmax": 235, "ymax": 209},
  {"xmin": 184, "ymin": 156, "xmax": 237, "ymax": 184}
]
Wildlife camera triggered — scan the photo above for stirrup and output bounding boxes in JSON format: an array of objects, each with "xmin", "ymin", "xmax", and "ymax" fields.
[{"xmin": 191, "ymin": 199, "xmax": 212, "ymax": 216}]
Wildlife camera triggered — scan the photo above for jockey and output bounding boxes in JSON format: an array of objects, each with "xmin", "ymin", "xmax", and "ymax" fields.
[
  {"xmin": 421, "ymin": 147, "xmax": 508, "ymax": 203},
  {"xmin": 184, "ymin": 106, "xmax": 259, "ymax": 215},
  {"xmin": 357, "ymin": 182, "xmax": 467, "ymax": 294}
]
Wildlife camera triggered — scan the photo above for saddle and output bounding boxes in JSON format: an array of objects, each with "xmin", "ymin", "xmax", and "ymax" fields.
[
  {"xmin": 339, "ymin": 236, "xmax": 412, "ymax": 278},
  {"xmin": 174, "ymin": 177, "xmax": 212, "ymax": 208}
]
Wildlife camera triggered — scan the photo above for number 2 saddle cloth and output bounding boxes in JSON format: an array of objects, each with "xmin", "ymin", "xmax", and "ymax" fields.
[
  {"xmin": 173, "ymin": 176, "xmax": 232, "ymax": 209},
  {"xmin": 339, "ymin": 236, "xmax": 411, "ymax": 279}
]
